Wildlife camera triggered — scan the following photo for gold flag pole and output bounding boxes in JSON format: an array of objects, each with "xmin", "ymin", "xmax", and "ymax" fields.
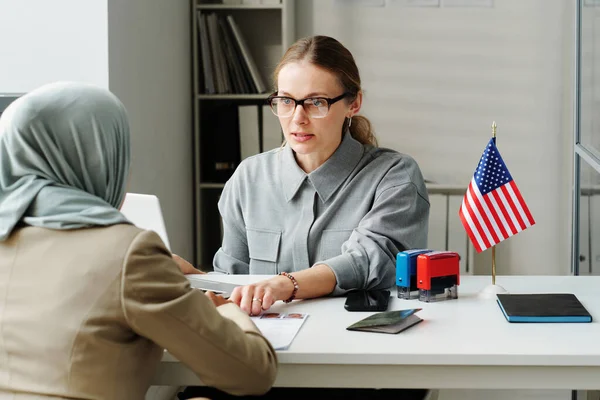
[
  {"xmin": 492, "ymin": 247, "xmax": 496, "ymax": 285},
  {"xmin": 491, "ymin": 121, "xmax": 497, "ymax": 286}
]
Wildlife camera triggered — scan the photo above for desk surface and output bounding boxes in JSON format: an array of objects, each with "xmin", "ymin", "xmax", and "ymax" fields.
[{"xmin": 155, "ymin": 275, "xmax": 600, "ymax": 390}]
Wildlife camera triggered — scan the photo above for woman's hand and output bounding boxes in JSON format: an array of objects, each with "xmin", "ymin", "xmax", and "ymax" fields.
[
  {"xmin": 229, "ymin": 276, "xmax": 295, "ymax": 316},
  {"xmin": 172, "ymin": 254, "xmax": 205, "ymax": 275},
  {"xmin": 204, "ymin": 291, "xmax": 231, "ymax": 307}
]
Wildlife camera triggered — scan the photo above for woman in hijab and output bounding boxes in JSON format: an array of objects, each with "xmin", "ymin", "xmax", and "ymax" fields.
[{"xmin": 0, "ymin": 82, "xmax": 277, "ymax": 400}]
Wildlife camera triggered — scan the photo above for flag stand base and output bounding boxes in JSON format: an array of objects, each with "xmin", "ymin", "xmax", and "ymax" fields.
[{"xmin": 477, "ymin": 284, "xmax": 508, "ymax": 299}]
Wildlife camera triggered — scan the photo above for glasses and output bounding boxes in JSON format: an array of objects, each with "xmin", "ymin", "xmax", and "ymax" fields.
[{"xmin": 267, "ymin": 92, "xmax": 351, "ymax": 118}]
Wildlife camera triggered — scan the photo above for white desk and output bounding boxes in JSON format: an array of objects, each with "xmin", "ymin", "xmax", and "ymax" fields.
[{"xmin": 153, "ymin": 275, "xmax": 600, "ymax": 390}]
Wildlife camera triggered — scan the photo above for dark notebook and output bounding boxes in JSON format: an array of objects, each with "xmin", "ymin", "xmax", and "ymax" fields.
[
  {"xmin": 496, "ymin": 293, "xmax": 592, "ymax": 323},
  {"xmin": 347, "ymin": 308, "xmax": 423, "ymax": 334}
]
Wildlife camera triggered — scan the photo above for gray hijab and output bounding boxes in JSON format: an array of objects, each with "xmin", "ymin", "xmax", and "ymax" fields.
[{"xmin": 0, "ymin": 82, "xmax": 131, "ymax": 241}]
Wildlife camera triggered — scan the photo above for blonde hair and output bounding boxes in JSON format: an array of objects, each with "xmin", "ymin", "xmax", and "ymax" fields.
[{"xmin": 273, "ymin": 36, "xmax": 377, "ymax": 147}]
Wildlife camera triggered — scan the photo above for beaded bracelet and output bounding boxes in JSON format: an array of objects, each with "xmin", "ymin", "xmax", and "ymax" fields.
[{"xmin": 279, "ymin": 272, "xmax": 299, "ymax": 303}]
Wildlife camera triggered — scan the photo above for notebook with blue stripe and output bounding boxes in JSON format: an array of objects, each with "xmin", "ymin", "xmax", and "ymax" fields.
[{"xmin": 496, "ymin": 293, "xmax": 592, "ymax": 323}]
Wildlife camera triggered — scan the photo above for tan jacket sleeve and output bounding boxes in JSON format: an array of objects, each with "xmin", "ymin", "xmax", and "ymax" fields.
[{"xmin": 120, "ymin": 230, "xmax": 277, "ymax": 396}]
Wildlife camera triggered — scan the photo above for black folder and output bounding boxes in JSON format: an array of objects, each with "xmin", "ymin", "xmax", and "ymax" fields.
[{"xmin": 496, "ymin": 293, "xmax": 592, "ymax": 323}]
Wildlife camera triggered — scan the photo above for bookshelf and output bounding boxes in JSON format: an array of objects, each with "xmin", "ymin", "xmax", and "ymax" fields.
[{"xmin": 192, "ymin": 0, "xmax": 295, "ymax": 269}]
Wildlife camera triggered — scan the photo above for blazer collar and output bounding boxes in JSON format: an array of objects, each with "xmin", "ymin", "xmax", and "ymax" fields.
[{"xmin": 280, "ymin": 131, "xmax": 364, "ymax": 203}]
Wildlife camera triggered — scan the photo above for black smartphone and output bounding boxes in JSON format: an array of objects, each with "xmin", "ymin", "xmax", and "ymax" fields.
[{"xmin": 344, "ymin": 290, "xmax": 391, "ymax": 312}]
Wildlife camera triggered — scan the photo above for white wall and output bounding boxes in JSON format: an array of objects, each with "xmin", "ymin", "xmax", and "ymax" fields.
[
  {"xmin": 107, "ymin": 0, "xmax": 194, "ymax": 260},
  {"xmin": 296, "ymin": 0, "xmax": 574, "ymax": 277},
  {"xmin": 0, "ymin": 0, "xmax": 194, "ymax": 261},
  {"xmin": 0, "ymin": 0, "xmax": 109, "ymax": 91}
]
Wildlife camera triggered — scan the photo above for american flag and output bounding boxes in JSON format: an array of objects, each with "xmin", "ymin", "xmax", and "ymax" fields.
[{"xmin": 459, "ymin": 138, "xmax": 535, "ymax": 253}]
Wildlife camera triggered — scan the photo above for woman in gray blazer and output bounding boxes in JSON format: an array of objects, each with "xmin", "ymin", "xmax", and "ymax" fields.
[
  {"xmin": 178, "ymin": 35, "xmax": 432, "ymax": 400},
  {"xmin": 178, "ymin": 36, "xmax": 430, "ymax": 317},
  {"xmin": 0, "ymin": 82, "xmax": 277, "ymax": 400}
]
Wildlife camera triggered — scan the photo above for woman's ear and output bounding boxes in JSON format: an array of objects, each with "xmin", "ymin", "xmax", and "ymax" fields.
[{"xmin": 348, "ymin": 91, "xmax": 363, "ymax": 118}]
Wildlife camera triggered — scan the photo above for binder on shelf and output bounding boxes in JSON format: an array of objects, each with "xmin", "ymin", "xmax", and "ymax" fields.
[
  {"xmin": 218, "ymin": 15, "xmax": 253, "ymax": 93},
  {"xmin": 238, "ymin": 105, "xmax": 260, "ymax": 160},
  {"xmin": 198, "ymin": 13, "xmax": 215, "ymax": 94},
  {"xmin": 226, "ymin": 15, "xmax": 268, "ymax": 93},
  {"xmin": 201, "ymin": 103, "xmax": 241, "ymax": 183},
  {"xmin": 217, "ymin": 16, "xmax": 243, "ymax": 93},
  {"xmin": 216, "ymin": 16, "xmax": 242, "ymax": 94},
  {"xmin": 197, "ymin": 12, "xmax": 263, "ymax": 94},
  {"xmin": 262, "ymin": 105, "xmax": 283, "ymax": 151},
  {"xmin": 207, "ymin": 13, "xmax": 230, "ymax": 93}
]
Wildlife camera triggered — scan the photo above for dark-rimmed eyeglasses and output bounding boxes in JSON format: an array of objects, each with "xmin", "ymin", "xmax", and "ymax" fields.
[{"xmin": 267, "ymin": 92, "xmax": 351, "ymax": 118}]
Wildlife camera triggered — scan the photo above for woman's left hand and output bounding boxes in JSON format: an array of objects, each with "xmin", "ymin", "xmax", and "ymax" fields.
[{"xmin": 229, "ymin": 276, "xmax": 294, "ymax": 316}]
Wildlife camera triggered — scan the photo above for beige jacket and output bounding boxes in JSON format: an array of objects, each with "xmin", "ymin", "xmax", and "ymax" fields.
[{"xmin": 0, "ymin": 225, "xmax": 277, "ymax": 400}]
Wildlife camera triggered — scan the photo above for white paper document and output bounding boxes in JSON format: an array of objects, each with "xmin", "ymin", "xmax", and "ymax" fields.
[{"xmin": 251, "ymin": 312, "xmax": 308, "ymax": 350}]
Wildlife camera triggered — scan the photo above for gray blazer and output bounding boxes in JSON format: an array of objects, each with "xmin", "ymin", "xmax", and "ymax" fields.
[{"xmin": 214, "ymin": 133, "xmax": 430, "ymax": 293}]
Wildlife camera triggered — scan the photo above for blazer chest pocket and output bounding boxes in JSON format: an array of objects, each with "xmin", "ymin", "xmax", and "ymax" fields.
[
  {"xmin": 247, "ymin": 228, "xmax": 281, "ymax": 274},
  {"xmin": 318, "ymin": 229, "xmax": 353, "ymax": 261}
]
